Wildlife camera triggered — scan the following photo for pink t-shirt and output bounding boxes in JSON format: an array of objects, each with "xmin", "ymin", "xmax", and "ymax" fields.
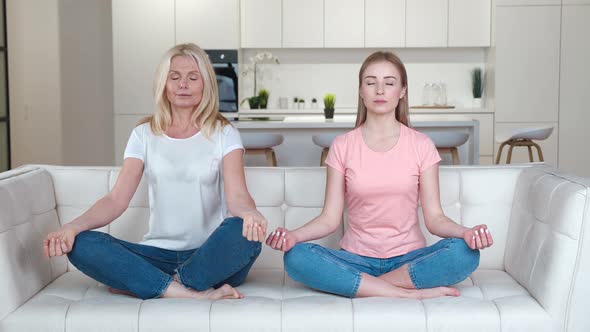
[{"xmin": 325, "ymin": 125, "xmax": 441, "ymax": 258}]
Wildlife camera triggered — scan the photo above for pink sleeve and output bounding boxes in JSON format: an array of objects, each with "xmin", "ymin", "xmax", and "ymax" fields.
[
  {"xmin": 418, "ymin": 135, "xmax": 441, "ymax": 173},
  {"xmin": 324, "ymin": 135, "xmax": 346, "ymax": 174}
]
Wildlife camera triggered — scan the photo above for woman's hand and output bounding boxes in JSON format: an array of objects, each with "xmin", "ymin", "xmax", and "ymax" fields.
[
  {"xmin": 463, "ymin": 224, "xmax": 493, "ymax": 250},
  {"xmin": 43, "ymin": 223, "xmax": 84, "ymax": 258},
  {"xmin": 265, "ymin": 227, "xmax": 297, "ymax": 252},
  {"xmin": 242, "ymin": 210, "xmax": 268, "ymax": 242}
]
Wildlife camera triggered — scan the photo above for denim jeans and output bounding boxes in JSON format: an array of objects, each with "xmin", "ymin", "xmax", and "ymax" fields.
[
  {"xmin": 67, "ymin": 217, "xmax": 261, "ymax": 300},
  {"xmin": 284, "ymin": 238, "xmax": 479, "ymax": 298}
]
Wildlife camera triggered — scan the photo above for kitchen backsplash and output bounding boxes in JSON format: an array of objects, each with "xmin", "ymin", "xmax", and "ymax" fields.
[{"xmin": 240, "ymin": 48, "xmax": 488, "ymax": 109}]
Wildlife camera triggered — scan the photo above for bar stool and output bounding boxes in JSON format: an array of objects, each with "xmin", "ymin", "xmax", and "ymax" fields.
[
  {"xmin": 312, "ymin": 133, "xmax": 339, "ymax": 166},
  {"xmin": 241, "ymin": 133, "xmax": 284, "ymax": 166},
  {"xmin": 424, "ymin": 131, "xmax": 469, "ymax": 165},
  {"xmin": 495, "ymin": 126, "xmax": 553, "ymax": 164}
]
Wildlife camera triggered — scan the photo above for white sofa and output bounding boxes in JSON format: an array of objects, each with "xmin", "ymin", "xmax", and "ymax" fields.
[{"xmin": 1, "ymin": 164, "xmax": 590, "ymax": 332}]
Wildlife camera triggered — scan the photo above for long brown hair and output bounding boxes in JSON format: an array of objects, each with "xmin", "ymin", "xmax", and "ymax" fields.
[
  {"xmin": 139, "ymin": 43, "xmax": 231, "ymax": 138},
  {"xmin": 355, "ymin": 51, "xmax": 410, "ymax": 128}
]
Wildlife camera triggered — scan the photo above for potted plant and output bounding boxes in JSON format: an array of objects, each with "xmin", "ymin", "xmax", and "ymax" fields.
[
  {"xmin": 293, "ymin": 97, "xmax": 299, "ymax": 109},
  {"xmin": 471, "ymin": 68, "xmax": 484, "ymax": 108},
  {"xmin": 311, "ymin": 98, "xmax": 318, "ymax": 109},
  {"xmin": 323, "ymin": 93, "xmax": 335, "ymax": 119},
  {"xmin": 258, "ymin": 89, "xmax": 269, "ymax": 109},
  {"xmin": 298, "ymin": 98, "xmax": 305, "ymax": 109},
  {"xmin": 240, "ymin": 96, "xmax": 260, "ymax": 109}
]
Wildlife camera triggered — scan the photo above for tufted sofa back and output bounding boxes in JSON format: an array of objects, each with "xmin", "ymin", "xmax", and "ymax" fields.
[{"xmin": 1, "ymin": 164, "xmax": 590, "ymax": 330}]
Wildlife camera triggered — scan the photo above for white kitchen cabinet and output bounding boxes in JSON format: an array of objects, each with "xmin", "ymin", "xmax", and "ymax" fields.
[
  {"xmin": 406, "ymin": 0, "xmax": 448, "ymax": 47},
  {"xmin": 176, "ymin": 0, "xmax": 239, "ymax": 49},
  {"xmin": 448, "ymin": 0, "xmax": 491, "ymax": 47},
  {"xmin": 283, "ymin": 0, "xmax": 323, "ymax": 48},
  {"xmin": 496, "ymin": 0, "xmax": 561, "ymax": 5},
  {"xmin": 495, "ymin": 6, "xmax": 560, "ymax": 123},
  {"xmin": 324, "ymin": 0, "xmax": 364, "ymax": 47},
  {"xmin": 112, "ymin": 0, "xmax": 174, "ymax": 115},
  {"xmin": 558, "ymin": 5, "xmax": 590, "ymax": 176},
  {"xmin": 494, "ymin": 122, "xmax": 558, "ymax": 167},
  {"xmin": 562, "ymin": 0, "xmax": 590, "ymax": 4},
  {"xmin": 240, "ymin": 0, "xmax": 281, "ymax": 48},
  {"xmin": 365, "ymin": 0, "xmax": 405, "ymax": 47}
]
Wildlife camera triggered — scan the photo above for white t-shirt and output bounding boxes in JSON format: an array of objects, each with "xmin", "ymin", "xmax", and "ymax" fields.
[{"xmin": 124, "ymin": 122, "xmax": 244, "ymax": 250}]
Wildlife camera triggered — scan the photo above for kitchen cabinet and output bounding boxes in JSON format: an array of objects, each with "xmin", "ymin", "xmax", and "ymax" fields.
[
  {"xmin": 240, "ymin": 0, "xmax": 281, "ymax": 48},
  {"xmin": 559, "ymin": 5, "xmax": 590, "ymax": 176},
  {"xmin": 176, "ymin": 0, "xmax": 239, "ymax": 49},
  {"xmin": 448, "ymin": 0, "xmax": 491, "ymax": 47},
  {"xmin": 496, "ymin": 0, "xmax": 561, "ymax": 5},
  {"xmin": 365, "ymin": 0, "xmax": 405, "ymax": 47},
  {"xmin": 283, "ymin": 0, "xmax": 323, "ymax": 48},
  {"xmin": 324, "ymin": 0, "xmax": 364, "ymax": 47},
  {"xmin": 562, "ymin": 0, "xmax": 590, "ymax": 4},
  {"xmin": 112, "ymin": 0, "xmax": 174, "ymax": 116},
  {"xmin": 495, "ymin": 6, "xmax": 560, "ymax": 123},
  {"xmin": 406, "ymin": 0, "xmax": 448, "ymax": 47}
]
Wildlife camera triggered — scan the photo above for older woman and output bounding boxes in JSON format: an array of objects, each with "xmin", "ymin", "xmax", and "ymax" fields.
[{"xmin": 43, "ymin": 43, "xmax": 267, "ymax": 300}]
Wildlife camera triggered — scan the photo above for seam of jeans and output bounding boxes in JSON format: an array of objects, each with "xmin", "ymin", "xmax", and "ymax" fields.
[
  {"xmin": 154, "ymin": 274, "xmax": 173, "ymax": 299},
  {"xmin": 349, "ymin": 271, "xmax": 362, "ymax": 298},
  {"xmin": 314, "ymin": 246, "xmax": 373, "ymax": 271}
]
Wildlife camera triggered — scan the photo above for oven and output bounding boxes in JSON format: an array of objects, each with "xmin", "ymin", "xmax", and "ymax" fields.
[{"xmin": 205, "ymin": 49, "xmax": 238, "ymax": 113}]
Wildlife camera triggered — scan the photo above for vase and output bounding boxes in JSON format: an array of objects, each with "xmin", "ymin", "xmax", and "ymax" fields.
[
  {"xmin": 472, "ymin": 98, "xmax": 483, "ymax": 108},
  {"xmin": 324, "ymin": 108, "xmax": 334, "ymax": 119}
]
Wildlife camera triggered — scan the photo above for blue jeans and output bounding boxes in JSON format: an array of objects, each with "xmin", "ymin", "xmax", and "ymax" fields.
[
  {"xmin": 67, "ymin": 217, "xmax": 261, "ymax": 300},
  {"xmin": 284, "ymin": 238, "xmax": 479, "ymax": 298}
]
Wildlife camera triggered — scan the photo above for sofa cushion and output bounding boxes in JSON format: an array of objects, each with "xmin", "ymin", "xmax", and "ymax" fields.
[{"xmin": 1, "ymin": 268, "xmax": 556, "ymax": 332}]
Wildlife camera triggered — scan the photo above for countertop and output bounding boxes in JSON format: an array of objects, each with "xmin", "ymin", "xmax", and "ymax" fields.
[{"xmin": 232, "ymin": 114, "xmax": 479, "ymax": 129}]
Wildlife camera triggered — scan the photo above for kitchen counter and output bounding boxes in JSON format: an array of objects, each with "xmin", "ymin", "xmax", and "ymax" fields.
[
  {"xmin": 232, "ymin": 107, "xmax": 493, "ymax": 120},
  {"xmin": 233, "ymin": 114, "xmax": 478, "ymax": 129}
]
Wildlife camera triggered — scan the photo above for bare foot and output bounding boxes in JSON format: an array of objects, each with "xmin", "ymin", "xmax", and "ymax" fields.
[
  {"xmin": 203, "ymin": 284, "xmax": 244, "ymax": 300},
  {"xmin": 108, "ymin": 287, "xmax": 139, "ymax": 298},
  {"xmin": 415, "ymin": 287, "xmax": 460, "ymax": 299}
]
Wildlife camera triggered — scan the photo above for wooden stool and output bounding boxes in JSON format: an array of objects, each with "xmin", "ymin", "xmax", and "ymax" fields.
[
  {"xmin": 495, "ymin": 127, "xmax": 553, "ymax": 164},
  {"xmin": 241, "ymin": 133, "xmax": 284, "ymax": 167},
  {"xmin": 312, "ymin": 134, "xmax": 339, "ymax": 166},
  {"xmin": 424, "ymin": 131, "xmax": 469, "ymax": 165}
]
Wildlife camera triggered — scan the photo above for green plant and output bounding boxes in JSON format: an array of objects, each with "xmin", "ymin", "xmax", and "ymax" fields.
[
  {"xmin": 240, "ymin": 96, "xmax": 260, "ymax": 109},
  {"xmin": 258, "ymin": 89, "xmax": 269, "ymax": 109},
  {"xmin": 293, "ymin": 97, "xmax": 299, "ymax": 103},
  {"xmin": 323, "ymin": 93, "xmax": 336, "ymax": 110},
  {"xmin": 312, "ymin": 98, "xmax": 317, "ymax": 103},
  {"xmin": 299, "ymin": 98, "xmax": 305, "ymax": 103},
  {"xmin": 471, "ymin": 68, "xmax": 484, "ymax": 98}
]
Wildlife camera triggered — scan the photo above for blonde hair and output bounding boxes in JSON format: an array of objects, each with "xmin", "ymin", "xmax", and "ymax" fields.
[
  {"xmin": 139, "ymin": 43, "xmax": 231, "ymax": 138},
  {"xmin": 355, "ymin": 51, "xmax": 410, "ymax": 128}
]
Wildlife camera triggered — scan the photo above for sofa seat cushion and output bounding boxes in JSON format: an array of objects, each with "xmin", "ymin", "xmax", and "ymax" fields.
[{"xmin": 2, "ymin": 269, "xmax": 555, "ymax": 332}]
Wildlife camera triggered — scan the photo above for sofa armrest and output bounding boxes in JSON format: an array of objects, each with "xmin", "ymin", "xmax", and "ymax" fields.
[
  {"xmin": 0, "ymin": 166, "xmax": 66, "ymax": 320},
  {"xmin": 504, "ymin": 166, "xmax": 590, "ymax": 331}
]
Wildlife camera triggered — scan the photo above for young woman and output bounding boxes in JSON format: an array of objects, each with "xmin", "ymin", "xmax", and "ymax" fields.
[
  {"xmin": 43, "ymin": 43, "xmax": 267, "ymax": 300},
  {"xmin": 266, "ymin": 51, "xmax": 493, "ymax": 299}
]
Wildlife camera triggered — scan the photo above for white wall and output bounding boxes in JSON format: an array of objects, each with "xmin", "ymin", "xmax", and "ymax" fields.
[
  {"xmin": 7, "ymin": 0, "xmax": 114, "ymax": 168},
  {"xmin": 240, "ymin": 48, "xmax": 487, "ymax": 109}
]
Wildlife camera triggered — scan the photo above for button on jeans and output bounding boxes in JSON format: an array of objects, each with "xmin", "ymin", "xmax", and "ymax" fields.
[
  {"xmin": 284, "ymin": 238, "xmax": 479, "ymax": 298},
  {"xmin": 67, "ymin": 217, "xmax": 261, "ymax": 299}
]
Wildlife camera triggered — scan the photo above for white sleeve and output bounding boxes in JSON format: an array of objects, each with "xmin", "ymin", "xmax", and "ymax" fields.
[
  {"xmin": 123, "ymin": 125, "xmax": 145, "ymax": 161},
  {"xmin": 222, "ymin": 124, "xmax": 244, "ymax": 157}
]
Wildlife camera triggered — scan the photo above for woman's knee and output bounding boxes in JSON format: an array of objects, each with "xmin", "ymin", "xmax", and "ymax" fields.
[
  {"xmin": 67, "ymin": 231, "xmax": 110, "ymax": 262},
  {"xmin": 447, "ymin": 238, "xmax": 480, "ymax": 276},
  {"xmin": 283, "ymin": 243, "xmax": 315, "ymax": 277}
]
